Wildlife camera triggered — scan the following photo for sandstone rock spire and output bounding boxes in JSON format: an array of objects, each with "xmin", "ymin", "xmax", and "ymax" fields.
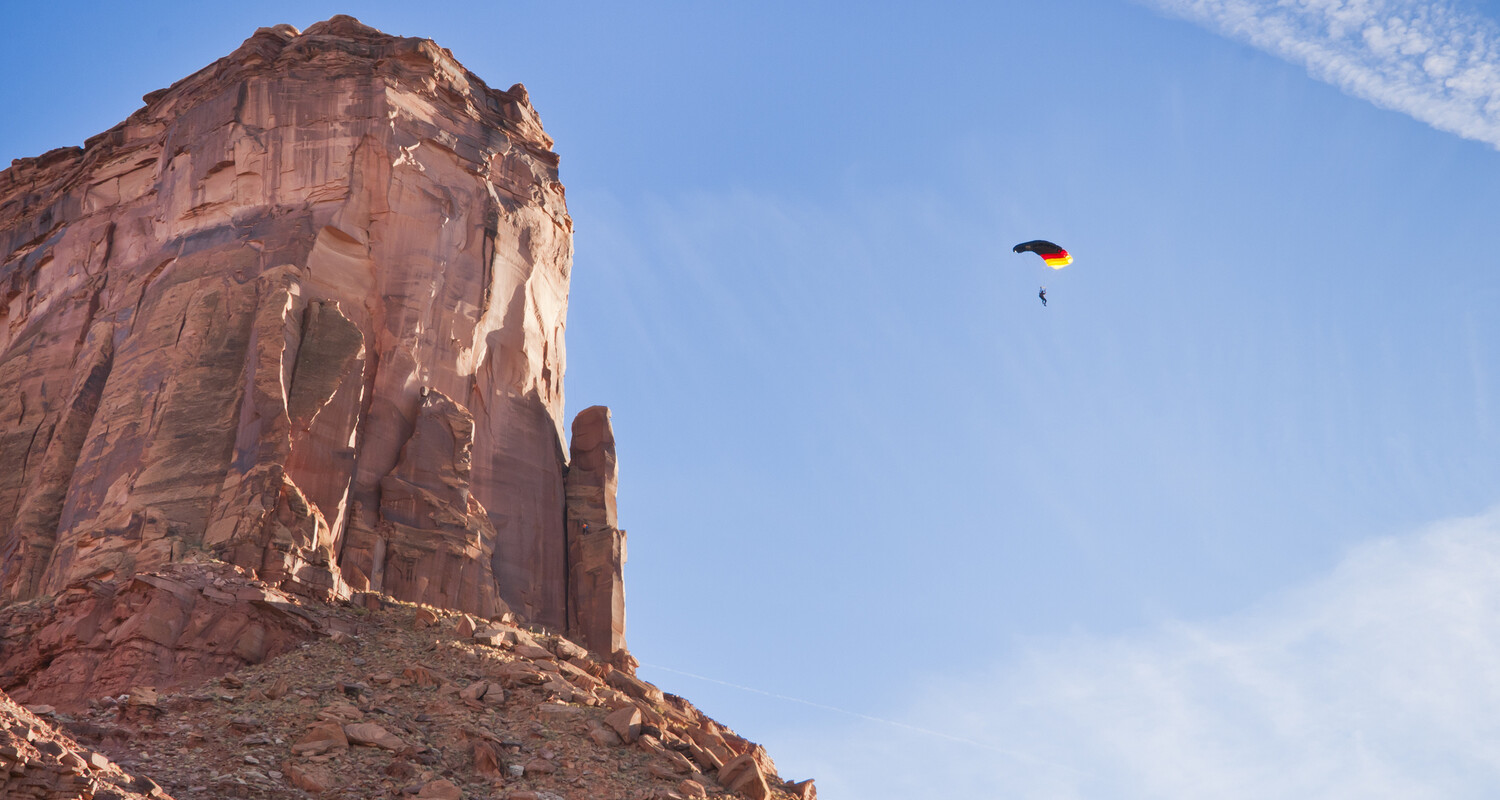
[
  {"xmin": 566, "ymin": 405, "xmax": 627, "ymax": 657},
  {"xmin": 0, "ymin": 16, "xmax": 608, "ymax": 638}
]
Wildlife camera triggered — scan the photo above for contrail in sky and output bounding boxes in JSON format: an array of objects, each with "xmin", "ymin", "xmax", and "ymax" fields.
[
  {"xmin": 1147, "ymin": 0, "xmax": 1500, "ymax": 149},
  {"xmin": 640, "ymin": 662, "xmax": 1090, "ymax": 774}
]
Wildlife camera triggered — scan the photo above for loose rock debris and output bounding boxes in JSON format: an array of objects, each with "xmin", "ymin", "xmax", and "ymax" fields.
[{"xmin": 7, "ymin": 595, "xmax": 814, "ymax": 800}]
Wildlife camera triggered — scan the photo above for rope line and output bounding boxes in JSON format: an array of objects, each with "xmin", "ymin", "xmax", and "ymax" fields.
[{"xmin": 638, "ymin": 661, "xmax": 1088, "ymax": 775}]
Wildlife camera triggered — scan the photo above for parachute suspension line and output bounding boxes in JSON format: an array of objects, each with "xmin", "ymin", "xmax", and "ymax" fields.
[{"xmin": 637, "ymin": 661, "xmax": 1090, "ymax": 774}]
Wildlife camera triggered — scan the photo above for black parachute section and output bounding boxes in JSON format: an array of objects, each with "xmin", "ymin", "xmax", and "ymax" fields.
[{"xmin": 1012, "ymin": 240, "xmax": 1072, "ymax": 268}]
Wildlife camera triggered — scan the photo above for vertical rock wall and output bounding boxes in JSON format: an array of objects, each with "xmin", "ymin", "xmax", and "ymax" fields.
[
  {"xmin": 0, "ymin": 18, "xmax": 590, "ymax": 634},
  {"xmin": 565, "ymin": 406, "xmax": 627, "ymax": 658}
]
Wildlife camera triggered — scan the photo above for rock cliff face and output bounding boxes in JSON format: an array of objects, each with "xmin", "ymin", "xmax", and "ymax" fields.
[
  {"xmin": 565, "ymin": 406, "xmax": 627, "ymax": 658},
  {"xmin": 0, "ymin": 17, "xmax": 620, "ymax": 653}
]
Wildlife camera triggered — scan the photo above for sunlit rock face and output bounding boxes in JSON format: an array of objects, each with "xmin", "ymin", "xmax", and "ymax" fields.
[
  {"xmin": 565, "ymin": 406, "xmax": 627, "ymax": 658},
  {"xmin": 0, "ymin": 16, "xmax": 574, "ymax": 627}
]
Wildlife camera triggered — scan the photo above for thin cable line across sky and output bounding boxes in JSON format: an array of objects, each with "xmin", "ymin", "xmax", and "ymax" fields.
[{"xmin": 638, "ymin": 662, "xmax": 1089, "ymax": 775}]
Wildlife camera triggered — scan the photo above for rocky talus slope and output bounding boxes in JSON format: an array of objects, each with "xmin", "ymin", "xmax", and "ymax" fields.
[
  {"xmin": 3, "ymin": 560, "xmax": 817, "ymax": 800},
  {"xmin": 2, "ymin": 690, "xmax": 169, "ymax": 800}
]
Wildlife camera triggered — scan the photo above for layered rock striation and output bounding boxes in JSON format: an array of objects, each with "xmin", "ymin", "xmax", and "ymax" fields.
[
  {"xmin": 0, "ymin": 17, "xmax": 622, "ymax": 656},
  {"xmin": 0, "ymin": 557, "xmax": 350, "ymax": 710}
]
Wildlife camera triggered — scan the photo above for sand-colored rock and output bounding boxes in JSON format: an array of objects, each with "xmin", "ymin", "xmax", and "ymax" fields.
[
  {"xmin": 604, "ymin": 705, "xmax": 642, "ymax": 744},
  {"xmin": 788, "ymin": 777, "xmax": 819, "ymax": 799},
  {"xmin": 719, "ymin": 753, "xmax": 771, "ymax": 800},
  {"xmin": 291, "ymin": 721, "xmax": 349, "ymax": 756},
  {"xmin": 343, "ymin": 721, "xmax": 406, "ymax": 751}
]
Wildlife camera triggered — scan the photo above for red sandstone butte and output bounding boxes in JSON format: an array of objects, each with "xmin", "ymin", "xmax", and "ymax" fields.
[{"xmin": 0, "ymin": 17, "xmax": 622, "ymax": 654}]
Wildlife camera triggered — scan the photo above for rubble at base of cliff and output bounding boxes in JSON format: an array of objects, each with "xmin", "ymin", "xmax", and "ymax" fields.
[
  {"xmin": 2, "ymin": 690, "xmax": 171, "ymax": 800},
  {"xmin": 2, "ymin": 560, "xmax": 814, "ymax": 800}
]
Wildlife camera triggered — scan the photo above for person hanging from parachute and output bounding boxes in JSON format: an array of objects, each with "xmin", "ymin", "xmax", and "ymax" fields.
[{"xmin": 1013, "ymin": 240, "xmax": 1071, "ymax": 306}]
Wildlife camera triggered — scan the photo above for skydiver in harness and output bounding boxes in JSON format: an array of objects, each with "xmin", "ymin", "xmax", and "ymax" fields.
[{"xmin": 1038, "ymin": 286, "xmax": 1047, "ymax": 307}]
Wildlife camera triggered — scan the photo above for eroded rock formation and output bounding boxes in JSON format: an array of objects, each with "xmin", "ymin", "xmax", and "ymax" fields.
[
  {"xmin": 0, "ymin": 16, "xmax": 622, "ymax": 655},
  {"xmin": 565, "ymin": 406, "xmax": 627, "ymax": 657},
  {"xmin": 0, "ymin": 557, "xmax": 344, "ymax": 710}
]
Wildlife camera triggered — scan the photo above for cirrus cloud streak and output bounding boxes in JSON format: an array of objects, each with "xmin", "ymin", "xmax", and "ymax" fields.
[{"xmin": 1148, "ymin": 0, "xmax": 1500, "ymax": 148}]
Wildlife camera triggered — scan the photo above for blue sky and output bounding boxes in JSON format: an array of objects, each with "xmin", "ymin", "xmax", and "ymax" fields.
[{"xmin": 6, "ymin": 1, "xmax": 1500, "ymax": 797}]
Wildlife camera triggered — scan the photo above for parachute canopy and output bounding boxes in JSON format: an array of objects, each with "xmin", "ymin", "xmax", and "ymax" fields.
[{"xmin": 1013, "ymin": 240, "xmax": 1072, "ymax": 269}]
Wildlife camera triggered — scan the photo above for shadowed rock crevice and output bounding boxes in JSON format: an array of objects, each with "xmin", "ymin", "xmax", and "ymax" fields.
[
  {"xmin": 372, "ymin": 389, "xmax": 506, "ymax": 618},
  {"xmin": 284, "ymin": 299, "xmax": 366, "ymax": 558},
  {"xmin": 0, "ymin": 320, "xmax": 115, "ymax": 602}
]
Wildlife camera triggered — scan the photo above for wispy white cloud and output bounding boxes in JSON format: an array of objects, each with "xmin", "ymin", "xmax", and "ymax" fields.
[
  {"xmin": 1147, "ymin": 0, "xmax": 1500, "ymax": 148},
  {"xmin": 775, "ymin": 509, "xmax": 1500, "ymax": 799}
]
